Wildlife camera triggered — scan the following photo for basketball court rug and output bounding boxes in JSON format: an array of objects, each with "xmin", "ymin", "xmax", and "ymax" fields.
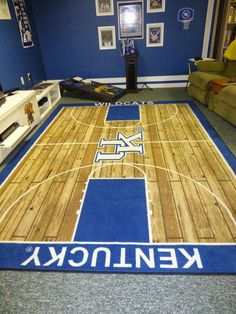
[{"xmin": 0, "ymin": 101, "xmax": 235, "ymax": 274}]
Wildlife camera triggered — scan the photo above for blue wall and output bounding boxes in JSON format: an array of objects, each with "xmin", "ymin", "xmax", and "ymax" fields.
[
  {"xmin": 0, "ymin": 0, "xmax": 45, "ymax": 91},
  {"xmin": 31, "ymin": 0, "xmax": 214, "ymax": 85}
]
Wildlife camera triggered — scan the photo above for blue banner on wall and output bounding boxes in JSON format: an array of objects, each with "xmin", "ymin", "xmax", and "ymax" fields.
[{"xmin": 12, "ymin": 0, "xmax": 34, "ymax": 48}]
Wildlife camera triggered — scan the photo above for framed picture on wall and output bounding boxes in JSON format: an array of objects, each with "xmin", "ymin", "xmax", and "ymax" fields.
[
  {"xmin": 95, "ymin": 0, "xmax": 114, "ymax": 16},
  {"xmin": 147, "ymin": 0, "xmax": 165, "ymax": 13},
  {"xmin": 146, "ymin": 23, "xmax": 164, "ymax": 47},
  {"xmin": 0, "ymin": 0, "xmax": 11, "ymax": 20},
  {"xmin": 117, "ymin": 0, "xmax": 144, "ymax": 39},
  {"xmin": 98, "ymin": 26, "xmax": 116, "ymax": 50}
]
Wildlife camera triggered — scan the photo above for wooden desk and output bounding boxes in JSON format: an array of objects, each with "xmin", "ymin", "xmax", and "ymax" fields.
[{"xmin": 210, "ymin": 78, "xmax": 236, "ymax": 93}]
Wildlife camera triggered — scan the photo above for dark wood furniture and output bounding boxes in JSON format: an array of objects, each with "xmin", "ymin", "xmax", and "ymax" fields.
[
  {"xmin": 210, "ymin": 78, "xmax": 236, "ymax": 93},
  {"xmin": 125, "ymin": 55, "xmax": 138, "ymax": 93},
  {"xmin": 60, "ymin": 78, "xmax": 125, "ymax": 102}
]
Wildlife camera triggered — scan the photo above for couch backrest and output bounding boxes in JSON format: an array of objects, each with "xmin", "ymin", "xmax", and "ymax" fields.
[
  {"xmin": 197, "ymin": 61, "xmax": 225, "ymax": 73},
  {"xmin": 223, "ymin": 60, "xmax": 236, "ymax": 77}
]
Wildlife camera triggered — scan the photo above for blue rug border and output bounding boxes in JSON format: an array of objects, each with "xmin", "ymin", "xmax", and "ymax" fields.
[
  {"xmin": 0, "ymin": 101, "xmax": 235, "ymax": 274},
  {"xmin": 0, "ymin": 242, "xmax": 235, "ymax": 274},
  {"xmin": 0, "ymin": 100, "xmax": 235, "ymax": 185}
]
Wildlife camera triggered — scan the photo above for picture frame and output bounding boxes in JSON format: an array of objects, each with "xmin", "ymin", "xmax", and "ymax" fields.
[
  {"xmin": 147, "ymin": 0, "xmax": 165, "ymax": 13},
  {"xmin": 98, "ymin": 26, "xmax": 116, "ymax": 50},
  {"xmin": 146, "ymin": 23, "xmax": 164, "ymax": 47},
  {"xmin": 95, "ymin": 0, "xmax": 114, "ymax": 16},
  {"xmin": 0, "ymin": 0, "xmax": 11, "ymax": 20},
  {"xmin": 117, "ymin": 0, "xmax": 144, "ymax": 39}
]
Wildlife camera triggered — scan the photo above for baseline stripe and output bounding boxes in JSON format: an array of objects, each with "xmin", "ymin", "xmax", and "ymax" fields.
[{"xmin": 0, "ymin": 243, "xmax": 235, "ymax": 273}]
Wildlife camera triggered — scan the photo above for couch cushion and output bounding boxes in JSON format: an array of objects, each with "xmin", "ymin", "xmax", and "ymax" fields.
[
  {"xmin": 209, "ymin": 91, "xmax": 236, "ymax": 126},
  {"xmin": 188, "ymin": 72, "xmax": 227, "ymax": 90},
  {"xmin": 218, "ymin": 86, "xmax": 236, "ymax": 109},
  {"xmin": 197, "ymin": 61, "xmax": 226, "ymax": 73},
  {"xmin": 188, "ymin": 84, "xmax": 209, "ymax": 105},
  {"xmin": 222, "ymin": 60, "xmax": 236, "ymax": 77}
]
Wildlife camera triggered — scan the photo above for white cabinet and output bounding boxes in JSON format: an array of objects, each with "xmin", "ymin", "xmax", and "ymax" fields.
[
  {"xmin": 0, "ymin": 91, "xmax": 40, "ymax": 163},
  {"xmin": 33, "ymin": 81, "xmax": 61, "ymax": 119},
  {"xmin": 0, "ymin": 81, "xmax": 61, "ymax": 163}
]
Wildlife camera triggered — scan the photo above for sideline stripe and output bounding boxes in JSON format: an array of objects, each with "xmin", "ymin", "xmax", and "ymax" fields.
[
  {"xmin": 73, "ymin": 178, "xmax": 150, "ymax": 243},
  {"xmin": 35, "ymin": 140, "xmax": 211, "ymax": 146},
  {"xmin": 0, "ymin": 242, "xmax": 235, "ymax": 273}
]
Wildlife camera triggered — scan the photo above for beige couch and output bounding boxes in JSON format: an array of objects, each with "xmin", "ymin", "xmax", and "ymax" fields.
[
  {"xmin": 208, "ymin": 86, "xmax": 236, "ymax": 126},
  {"xmin": 187, "ymin": 60, "xmax": 236, "ymax": 126}
]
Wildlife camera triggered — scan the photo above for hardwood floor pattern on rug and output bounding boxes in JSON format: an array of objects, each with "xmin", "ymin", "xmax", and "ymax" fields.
[{"xmin": 0, "ymin": 104, "xmax": 235, "ymax": 243}]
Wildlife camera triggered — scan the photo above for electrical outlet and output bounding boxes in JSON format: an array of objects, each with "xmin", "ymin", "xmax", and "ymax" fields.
[
  {"xmin": 27, "ymin": 73, "xmax": 32, "ymax": 81},
  {"xmin": 20, "ymin": 76, "xmax": 25, "ymax": 85}
]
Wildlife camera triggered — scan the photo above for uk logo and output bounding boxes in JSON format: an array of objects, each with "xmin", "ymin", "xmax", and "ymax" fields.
[{"xmin": 94, "ymin": 132, "xmax": 144, "ymax": 162}]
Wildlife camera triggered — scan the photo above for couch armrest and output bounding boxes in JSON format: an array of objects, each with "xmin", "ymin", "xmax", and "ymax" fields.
[{"xmin": 197, "ymin": 61, "xmax": 226, "ymax": 73}]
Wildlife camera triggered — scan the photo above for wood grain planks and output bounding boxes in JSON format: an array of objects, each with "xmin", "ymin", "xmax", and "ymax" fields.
[{"xmin": 0, "ymin": 103, "xmax": 235, "ymax": 243}]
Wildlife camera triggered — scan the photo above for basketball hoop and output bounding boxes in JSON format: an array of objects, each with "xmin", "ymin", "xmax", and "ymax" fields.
[{"xmin": 178, "ymin": 8, "xmax": 194, "ymax": 30}]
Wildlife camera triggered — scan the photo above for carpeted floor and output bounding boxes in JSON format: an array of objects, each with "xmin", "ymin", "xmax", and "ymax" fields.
[
  {"xmin": 0, "ymin": 272, "xmax": 235, "ymax": 314},
  {"xmin": 0, "ymin": 87, "xmax": 235, "ymax": 314}
]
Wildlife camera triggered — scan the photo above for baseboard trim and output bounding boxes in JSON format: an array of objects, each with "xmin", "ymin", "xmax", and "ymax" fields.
[
  {"xmin": 113, "ymin": 82, "xmax": 187, "ymax": 88},
  {"xmin": 56, "ymin": 76, "xmax": 188, "ymax": 88}
]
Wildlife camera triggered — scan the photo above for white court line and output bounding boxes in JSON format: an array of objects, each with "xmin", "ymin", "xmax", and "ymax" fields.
[
  {"xmin": 70, "ymin": 104, "xmax": 179, "ymax": 129},
  {"xmin": 35, "ymin": 142, "xmax": 99, "ymax": 146},
  {"xmin": 89, "ymin": 163, "xmax": 146, "ymax": 178},
  {"xmin": 71, "ymin": 177, "xmax": 89, "ymax": 242},
  {"xmin": 0, "ymin": 240, "xmax": 235, "ymax": 245},
  {"xmin": 35, "ymin": 140, "xmax": 211, "ymax": 146},
  {"xmin": 0, "ymin": 162, "xmax": 235, "ymax": 231},
  {"xmin": 143, "ymin": 140, "xmax": 211, "ymax": 143}
]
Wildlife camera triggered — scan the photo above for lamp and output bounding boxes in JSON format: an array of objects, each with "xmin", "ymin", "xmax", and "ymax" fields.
[{"xmin": 224, "ymin": 39, "xmax": 236, "ymax": 60}]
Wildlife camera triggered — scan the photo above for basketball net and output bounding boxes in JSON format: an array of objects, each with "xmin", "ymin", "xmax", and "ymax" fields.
[{"xmin": 182, "ymin": 19, "xmax": 192, "ymax": 30}]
